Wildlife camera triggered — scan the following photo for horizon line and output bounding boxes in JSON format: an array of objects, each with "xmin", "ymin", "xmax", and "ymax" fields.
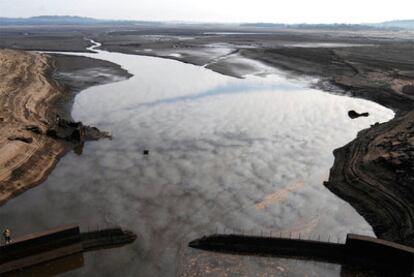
[{"xmin": 1, "ymin": 14, "xmax": 414, "ymax": 26}]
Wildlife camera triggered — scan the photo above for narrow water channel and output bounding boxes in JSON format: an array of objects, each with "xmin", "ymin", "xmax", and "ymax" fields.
[{"xmin": 0, "ymin": 45, "xmax": 394, "ymax": 276}]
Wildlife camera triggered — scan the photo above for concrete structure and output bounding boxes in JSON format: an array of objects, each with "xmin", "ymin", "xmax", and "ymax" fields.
[
  {"xmin": 0, "ymin": 225, "xmax": 136, "ymax": 275},
  {"xmin": 189, "ymin": 233, "xmax": 414, "ymax": 275},
  {"xmin": 0, "ymin": 225, "xmax": 82, "ymax": 274},
  {"xmin": 346, "ymin": 234, "xmax": 414, "ymax": 274}
]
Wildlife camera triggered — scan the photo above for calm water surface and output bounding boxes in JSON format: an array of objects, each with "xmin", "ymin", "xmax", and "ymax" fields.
[{"xmin": 0, "ymin": 47, "xmax": 394, "ymax": 276}]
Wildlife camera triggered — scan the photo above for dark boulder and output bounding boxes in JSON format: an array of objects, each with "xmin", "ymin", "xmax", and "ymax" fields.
[{"xmin": 348, "ymin": 110, "xmax": 369, "ymax": 119}]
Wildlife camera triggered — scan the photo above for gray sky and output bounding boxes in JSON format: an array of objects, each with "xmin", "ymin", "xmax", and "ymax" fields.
[{"xmin": 1, "ymin": 0, "xmax": 413, "ymax": 24}]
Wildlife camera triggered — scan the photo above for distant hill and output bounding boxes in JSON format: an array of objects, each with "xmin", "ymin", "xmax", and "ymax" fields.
[
  {"xmin": 0, "ymin": 15, "xmax": 162, "ymax": 26},
  {"xmin": 1, "ymin": 16, "xmax": 413, "ymax": 30},
  {"xmin": 240, "ymin": 22, "xmax": 379, "ymax": 31},
  {"xmin": 242, "ymin": 20, "xmax": 414, "ymax": 31},
  {"xmin": 370, "ymin": 20, "xmax": 414, "ymax": 30}
]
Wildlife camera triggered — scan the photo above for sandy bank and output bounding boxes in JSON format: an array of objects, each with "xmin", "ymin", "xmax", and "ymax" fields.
[
  {"xmin": 0, "ymin": 49, "xmax": 67, "ymax": 205},
  {"xmin": 0, "ymin": 49, "xmax": 131, "ymax": 205}
]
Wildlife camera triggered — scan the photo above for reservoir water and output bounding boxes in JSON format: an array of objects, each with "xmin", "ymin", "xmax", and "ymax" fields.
[{"xmin": 0, "ymin": 45, "xmax": 394, "ymax": 276}]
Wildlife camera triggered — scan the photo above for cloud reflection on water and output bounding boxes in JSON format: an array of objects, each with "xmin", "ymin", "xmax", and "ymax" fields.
[{"xmin": 0, "ymin": 51, "xmax": 394, "ymax": 276}]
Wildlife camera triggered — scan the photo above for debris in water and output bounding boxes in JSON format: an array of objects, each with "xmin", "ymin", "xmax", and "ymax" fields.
[{"xmin": 348, "ymin": 110, "xmax": 369, "ymax": 119}]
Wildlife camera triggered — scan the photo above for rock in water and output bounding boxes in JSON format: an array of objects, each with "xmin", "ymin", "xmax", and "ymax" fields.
[{"xmin": 348, "ymin": 110, "xmax": 369, "ymax": 119}]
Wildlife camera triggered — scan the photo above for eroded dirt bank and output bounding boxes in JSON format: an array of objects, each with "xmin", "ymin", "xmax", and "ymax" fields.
[
  {"xmin": 0, "ymin": 49, "xmax": 130, "ymax": 205},
  {"xmin": 0, "ymin": 50, "xmax": 67, "ymax": 205},
  {"xmin": 326, "ymin": 111, "xmax": 414, "ymax": 245}
]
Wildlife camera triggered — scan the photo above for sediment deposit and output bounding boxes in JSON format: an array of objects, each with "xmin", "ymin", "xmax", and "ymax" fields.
[
  {"xmin": 0, "ymin": 49, "xmax": 130, "ymax": 205},
  {"xmin": 0, "ymin": 49, "xmax": 68, "ymax": 205}
]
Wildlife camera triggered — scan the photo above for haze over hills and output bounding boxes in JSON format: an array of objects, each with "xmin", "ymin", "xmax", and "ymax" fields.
[
  {"xmin": 371, "ymin": 20, "xmax": 414, "ymax": 29},
  {"xmin": 0, "ymin": 15, "xmax": 413, "ymax": 30},
  {"xmin": 243, "ymin": 20, "xmax": 414, "ymax": 30},
  {"xmin": 0, "ymin": 15, "xmax": 163, "ymax": 26},
  {"xmin": 240, "ymin": 23, "xmax": 379, "ymax": 31}
]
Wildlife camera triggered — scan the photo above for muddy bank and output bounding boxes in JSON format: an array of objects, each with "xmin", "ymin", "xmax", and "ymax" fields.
[
  {"xmin": 325, "ymin": 111, "xmax": 414, "ymax": 246},
  {"xmin": 241, "ymin": 46, "xmax": 414, "ymax": 114},
  {"xmin": 50, "ymin": 53, "xmax": 133, "ymax": 119},
  {"xmin": 0, "ymin": 27, "xmax": 93, "ymax": 52},
  {"xmin": 0, "ymin": 49, "xmax": 131, "ymax": 205}
]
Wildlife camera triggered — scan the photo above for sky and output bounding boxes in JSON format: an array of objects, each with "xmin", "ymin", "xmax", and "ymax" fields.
[{"xmin": 0, "ymin": 0, "xmax": 413, "ymax": 24}]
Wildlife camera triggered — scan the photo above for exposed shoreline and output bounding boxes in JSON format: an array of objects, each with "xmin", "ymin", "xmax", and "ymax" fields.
[
  {"xmin": 240, "ymin": 46, "xmax": 414, "ymax": 245},
  {"xmin": 326, "ymin": 110, "xmax": 414, "ymax": 246},
  {"xmin": 244, "ymin": 47, "xmax": 414, "ymax": 246},
  {"xmin": 0, "ymin": 49, "xmax": 131, "ymax": 206},
  {"xmin": 0, "ymin": 49, "xmax": 67, "ymax": 205},
  {"xmin": 93, "ymin": 35, "xmax": 414, "ymax": 244},
  {"xmin": 0, "ymin": 27, "xmax": 413, "ymax": 246}
]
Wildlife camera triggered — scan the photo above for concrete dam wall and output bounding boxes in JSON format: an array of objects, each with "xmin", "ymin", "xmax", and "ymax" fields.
[
  {"xmin": 189, "ymin": 233, "xmax": 414, "ymax": 275},
  {"xmin": 0, "ymin": 224, "xmax": 136, "ymax": 274}
]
